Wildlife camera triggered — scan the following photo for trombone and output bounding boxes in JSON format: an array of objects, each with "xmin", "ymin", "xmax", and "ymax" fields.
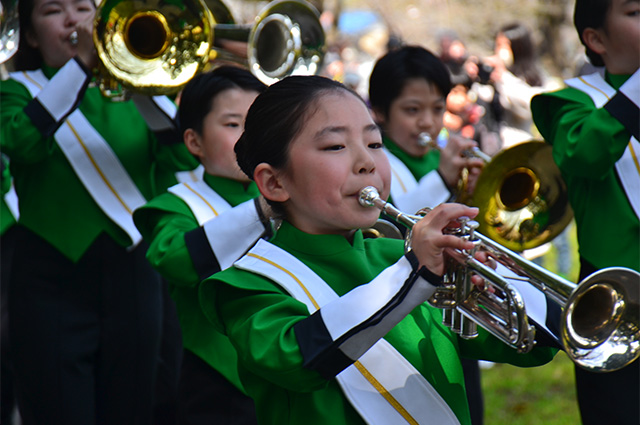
[
  {"xmin": 92, "ymin": 0, "xmax": 325, "ymax": 99},
  {"xmin": 359, "ymin": 186, "xmax": 640, "ymax": 372}
]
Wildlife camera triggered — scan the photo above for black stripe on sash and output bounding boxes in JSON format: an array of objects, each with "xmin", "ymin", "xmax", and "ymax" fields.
[
  {"xmin": 294, "ymin": 253, "xmax": 434, "ymax": 380},
  {"xmin": 23, "ymin": 58, "xmax": 90, "ymax": 138},
  {"xmin": 184, "ymin": 226, "xmax": 221, "ymax": 281},
  {"xmin": 155, "ymin": 128, "xmax": 181, "ymax": 146},
  {"xmin": 605, "ymin": 92, "xmax": 640, "ymax": 140},
  {"xmin": 295, "ymin": 311, "xmax": 353, "ymax": 380},
  {"xmin": 24, "ymin": 99, "xmax": 64, "ymax": 138}
]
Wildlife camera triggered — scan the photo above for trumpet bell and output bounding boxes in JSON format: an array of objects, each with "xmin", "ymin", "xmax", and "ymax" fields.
[
  {"xmin": 94, "ymin": 0, "xmax": 214, "ymax": 96},
  {"xmin": 468, "ymin": 141, "xmax": 573, "ymax": 252},
  {"xmin": 562, "ymin": 267, "xmax": 640, "ymax": 372}
]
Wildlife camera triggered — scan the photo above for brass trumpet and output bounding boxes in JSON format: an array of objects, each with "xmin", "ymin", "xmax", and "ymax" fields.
[
  {"xmin": 418, "ymin": 134, "xmax": 574, "ymax": 252},
  {"xmin": 359, "ymin": 186, "xmax": 640, "ymax": 372}
]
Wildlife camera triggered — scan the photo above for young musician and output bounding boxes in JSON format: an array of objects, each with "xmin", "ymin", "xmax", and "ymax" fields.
[
  {"xmin": 198, "ymin": 75, "xmax": 557, "ymax": 425},
  {"xmin": 368, "ymin": 45, "xmax": 484, "ymax": 215},
  {"xmin": 133, "ymin": 66, "xmax": 268, "ymax": 425},
  {"xmin": 368, "ymin": 45, "xmax": 487, "ymax": 424},
  {"xmin": 0, "ymin": 0, "xmax": 196, "ymax": 423},
  {"xmin": 530, "ymin": 1, "xmax": 639, "ymax": 424}
]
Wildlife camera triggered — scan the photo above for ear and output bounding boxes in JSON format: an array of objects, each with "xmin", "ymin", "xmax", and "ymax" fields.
[
  {"xmin": 25, "ymin": 28, "xmax": 39, "ymax": 49},
  {"xmin": 253, "ymin": 163, "xmax": 290, "ymax": 203},
  {"xmin": 582, "ymin": 28, "xmax": 607, "ymax": 56},
  {"xmin": 183, "ymin": 128, "xmax": 203, "ymax": 159}
]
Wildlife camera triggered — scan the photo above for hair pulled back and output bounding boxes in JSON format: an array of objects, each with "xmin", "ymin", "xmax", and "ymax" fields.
[{"xmin": 235, "ymin": 75, "xmax": 360, "ymax": 180}]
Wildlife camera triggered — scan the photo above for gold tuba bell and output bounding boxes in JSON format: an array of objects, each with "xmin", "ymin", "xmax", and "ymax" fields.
[
  {"xmin": 419, "ymin": 134, "xmax": 574, "ymax": 252},
  {"xmin": 93, "ymin": 0, "xmax": 325, "ymax": 99},
  {"xmin": 0, "ymin": 0, "xmax": 19, "ymax": 65}
]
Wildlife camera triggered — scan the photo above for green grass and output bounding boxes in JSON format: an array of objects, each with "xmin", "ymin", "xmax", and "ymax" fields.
[
  {"xmin": 480, "ymin": 221, "xmax": 582, "ymax": 424},
  {"xmin": 481, "ymin": 353, "xmax": 581, "ymax": 425}
]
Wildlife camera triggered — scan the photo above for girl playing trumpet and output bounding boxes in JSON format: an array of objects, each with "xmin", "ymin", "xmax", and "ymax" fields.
[{"xmin": 198, "ymin": 75, "xmax": 556, "ymax": 425}]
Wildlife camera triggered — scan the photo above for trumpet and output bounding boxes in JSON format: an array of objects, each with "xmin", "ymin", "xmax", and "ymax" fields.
[
  {"xmin": 359, "ymin": 186, "xmax": 640, "ymax": 372},
  {"xmin": 418, "ymin": 133, "xmax": 574, "ymax": 252}
]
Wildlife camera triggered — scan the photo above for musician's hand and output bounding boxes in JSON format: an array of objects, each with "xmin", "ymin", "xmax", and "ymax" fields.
[
  {"xmin": 463, "ymin": 163, "xmax": 483, "ymax": 195},
  {"xmin": 75, "ymin": 12, "xmax": 98, "ymax": 70},
  {"xmin": 468, "ymin": 250, "xmax": 496, "ymax": 291},
  {"xmin": 410, "ymin": 203, "xmax": 479, "ymax": 276},
  {"xmin": 439, "ymin": 134, "xmax": 484, "ymax": 189}
]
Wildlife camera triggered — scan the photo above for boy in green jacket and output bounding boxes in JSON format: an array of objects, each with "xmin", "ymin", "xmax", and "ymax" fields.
[
  {"xmin": 530, "ymin": 1, "xmax": 639, "ymax": 424},
  {"xmin": 133, "ymin": 66, "xmax": 268, "ymax": 425}
]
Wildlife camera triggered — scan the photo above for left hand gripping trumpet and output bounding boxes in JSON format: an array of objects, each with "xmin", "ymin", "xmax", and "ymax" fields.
[{"xmin": 359, "ymin": 186, "xmax": 640, "ymax": 372}]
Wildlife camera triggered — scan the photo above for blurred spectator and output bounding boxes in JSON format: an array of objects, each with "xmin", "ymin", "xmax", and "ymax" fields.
[
  {"xmin": 444, "ymin": 83, "xmax": 502, "ymax": 157},
  {"xmin": 475, "ymin": 22, "xmax": 562, "ymax": 148}
]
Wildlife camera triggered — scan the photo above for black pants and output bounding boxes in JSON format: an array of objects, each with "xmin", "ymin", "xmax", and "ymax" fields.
[
  {"xmin": 152, "ymin": 279, "xmax": 183, "ymax": 425},
  {"xmin": 573, "ymin": 258, "xmax": 640, "ymax": 425},
  {"xmin": 9, "ymin": 227, "xmax": 163, "ymax": 425},
  {"xmin": 177, "ymin": 349, "xmax": 258, "ymax": 425},
  {"xmin": 1, "ymin": 226, "xmax": 17, "ymax": 425},
  {"xmin": 461, "ymin": 358, "xmax": 484, "ymax": 425}
]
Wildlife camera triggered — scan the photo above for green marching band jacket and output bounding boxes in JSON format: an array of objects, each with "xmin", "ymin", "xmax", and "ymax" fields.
[
  {"xmin": 531, "ymin": 70, "xmax": 640, "ymax": 272},
  {"xmin": 0, "ymin": 57, "xmax": 197, "ymax": 262},
  {"xmin": 199, "ymin": 220, "xmax": 557, "ymax": 425},
  {"xmin": 133, "ymin": 174, "xmax": 269, "ymax": 392}
]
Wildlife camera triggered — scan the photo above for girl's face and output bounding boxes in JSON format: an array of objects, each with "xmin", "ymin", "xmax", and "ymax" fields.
[
  {"xmin": 189, "ymin": 88, "xmax": 259, "ymax": 182},
  {"xmin": 599, "ymin": 0, "xmax": 640, "ymax": 74},
  {"xmin": 26, "ymin": 0, "xmax": 94, "ymax": 68},
  {"xmin": 267, "ymin": 91, "xmax": 391, "ymax": 236},
  {"xmin": 376, "ymin": 78, "xmax": 446, "ymax": 158}
]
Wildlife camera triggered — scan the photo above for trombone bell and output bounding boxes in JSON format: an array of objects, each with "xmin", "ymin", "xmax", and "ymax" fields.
[
  {"xmin": 94, "ymin": 0, "xmax": 214, "ymax": 96},
  {"xmin": 468, "ymin": 141, "xmax": 574, "ymax": 252}
]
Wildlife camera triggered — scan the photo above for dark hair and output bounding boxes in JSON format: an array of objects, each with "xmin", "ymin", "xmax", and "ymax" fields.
[
  {"xmin": 235, "ymin": 75, "xmax": 361, "ymax": 181},
  {"xmin": 499, "ymin": 22, "xmax": 542, "ymax": 87},
  {"xmin": 574, "ymin": 0, "xmax": 612, "ymax": 67},
  {"xmin": 368, "ymin": 45, "xmax": 451, "ymax": 119},
  {"xmin": 14, "ymin": 0, "xmax": 43, "ymax": 70},
  {"xmin": 177, "ymin": 66, "xmax": 267, "ymax": 135}
]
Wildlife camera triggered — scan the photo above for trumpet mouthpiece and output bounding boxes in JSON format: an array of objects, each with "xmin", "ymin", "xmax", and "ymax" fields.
[
  {"xmin": 418, "ymin": 132, "xmax": 432, "ymax": 147},
  {"xmin": 70, "ymin": 31, "xmax": 79, "ymax": 46},
  {"xmin": 359, "ymin": 186, "xmax": 380, "ymax": 207}
]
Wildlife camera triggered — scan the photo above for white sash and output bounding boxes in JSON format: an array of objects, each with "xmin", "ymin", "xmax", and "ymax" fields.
[
  {"xmin": 4, "ymin": 181, "xmax": 19, "ymax": 221},
  {"xmin": 10, "ymin": 70, "xmax": 146, "ymax": 246},
  {"xmin": 385, "ymin": 147, "xmax": 418, "ymax": 200},
  {"xmin": 167, "ymin": 180, "xmax": 231, "ymax": 225},
  {"xmin": 565, "ymin": 72, "xmax": 640, "ymax": 219},
  {"xmin": 235, "ymin": 240, "xmax": 460, "ymax": 425},
  {"xmin": 175, "ymin": 164, "xmax": 205, "ymax": 183}
]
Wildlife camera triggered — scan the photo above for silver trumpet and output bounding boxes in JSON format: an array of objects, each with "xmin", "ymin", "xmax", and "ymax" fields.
[{"xmin": 359, "ymin": 186, "xmax": 640, "ymax": 372}]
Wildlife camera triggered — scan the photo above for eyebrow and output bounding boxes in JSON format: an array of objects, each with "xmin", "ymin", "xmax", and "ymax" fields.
[
  {"xmin": 314, "ymin": 123, "xmax": 379, "ymax": 139},
  {"xmin": 221, "ymin": 112, "xmax": 244, "ymax": 119}
]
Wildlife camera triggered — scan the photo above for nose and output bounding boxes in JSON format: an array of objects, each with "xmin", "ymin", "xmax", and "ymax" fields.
[
  {"xmin": 355, "ymin": 145, "xmax": 376, "ymax": 175},
  {"xmin": 417, "ymin": 110, "xmax": 435, "ymax": 131},
  {"xmin": 65, "ymin": 7, "xmax": 82, "ymax": 27}
]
